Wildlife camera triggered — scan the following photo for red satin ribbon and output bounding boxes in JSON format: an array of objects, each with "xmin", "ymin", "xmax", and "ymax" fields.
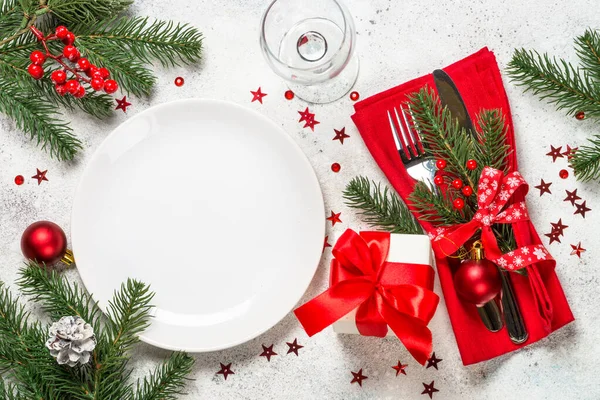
[{"xmin": 294, "ymin": 229, "xmax": 439, "ymax": 365}]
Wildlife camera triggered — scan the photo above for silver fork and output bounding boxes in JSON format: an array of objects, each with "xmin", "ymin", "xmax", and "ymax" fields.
[{"xmin": 387, "ymin": 103, "xmax": 504, "ymax": 333}]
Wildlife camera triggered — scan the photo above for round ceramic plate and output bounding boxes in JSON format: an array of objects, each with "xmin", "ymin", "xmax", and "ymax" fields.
[{"xmin": 72, "ymin": 99, "xmax": 324, "ymax": 351}]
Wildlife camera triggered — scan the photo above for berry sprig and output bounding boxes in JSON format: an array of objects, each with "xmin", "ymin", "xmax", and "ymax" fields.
[
  {"xmin": 434, "ymin": 158, "xmax": 478, "ymax": 210},
  {"xmin": 27, "ymin": 25, "xmax": 118, "ymax": 99}
]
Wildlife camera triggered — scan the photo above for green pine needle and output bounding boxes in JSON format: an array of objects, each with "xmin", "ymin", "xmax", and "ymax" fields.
[
  {"xmin": 473, "ymin": 109, "xmax": 512, "ymax": 174},
  {"xmin": 571, "ymin": 134, "xmax": 600, "ymax": 181},
  {"xmin": 135, "ymin": 352, "xmax": 195, "ymax": 400},
  {"xmin": 47, "ymin": 0, "xmax": 134, "ymax": 26}
]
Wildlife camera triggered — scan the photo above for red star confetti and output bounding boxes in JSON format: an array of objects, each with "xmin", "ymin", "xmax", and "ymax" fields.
[
  {"xmin": 304, "ymin": 116, "xmax": 320, "ymax": 131},
  {"xmin": 570, "ymin": 242, "xmax": 586, "ymax": 258},
  {"xmin": 115, "ymin": 96, "xmax": 131, "ymax": 113},
  {"xmin": 546, "ymin": 145, "xmax": 564, "ymax": 162},
  {"xmin": 550, "ymin": 219, "xmax": 568, "ymax": 236},
  {"xmin": 333, "ymin": 127, "xmax": 350, "ymax": 144},
  {"xmin": 534, "ymin": 179, "xmax": 552, "ymax": 196},
  {"xmin": 564, "ymin": 189, "xmax": 582, "ymax": 205},
  {"xmin": 286, "ymin": 339, "xmax": 303, "ymax": 356},
  {"xmin": 426, "ymin": 352, "xmax": 442, "ymax": 370},
  {"xmin": 323, "ymin": 236, "xmax": 332, "ymax": 252},
  {"xmin": 574, "ymin": 201, "xmax": 591, "ymax": 218},
  {"xmin": 326, "ymin": 211, "xmax": 342, "ymax": 226},
  {"xmin": 250, "ymin": 87, "xmax": 267, "ymax": 104},
  {"xmin": 545, "ymin": 230, "xmax": 561, "ymax": 245},
  {"xmin": 298, "ymin": 107, "xmax": 320, "ymax": 131},
  {"xmin": 421, "ymin": 381, "xmax": 439, "ymax": 399},
  {"xmin": 216, "ymin": 363, "xmax": 234, "ymax": 380},
  {"xmin": 259, "ymin": 344, "xmax": 277, "ymax": 362},
  {"xmin": 350, "ymin": 369, "xmax": 367, "ymax": 387},
  {"xmin": 392, "ymin": 361, "xmax": 408, "ymax": 376},
  {"xmin": 562, "ymin": 145, "xmax": 577, "ymax": 159},
  {"xmin": 31, "ymin": 168, "xmax": 48, "ymax": 185}
]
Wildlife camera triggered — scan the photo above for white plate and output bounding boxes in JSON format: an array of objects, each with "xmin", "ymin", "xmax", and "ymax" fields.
[{"xmin": 72, "ymin": 99, "xmax": 324, "ymax": 351}]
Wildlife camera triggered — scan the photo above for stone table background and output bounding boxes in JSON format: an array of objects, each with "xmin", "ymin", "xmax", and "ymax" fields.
[{"xmin": 1, "ymin": 0, "xmax": 599, "ymax": 398}]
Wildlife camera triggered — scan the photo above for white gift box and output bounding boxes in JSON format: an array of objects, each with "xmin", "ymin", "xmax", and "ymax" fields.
[{"xmin": 332, "ymin": 233, "xmax": 434, "ymax": 336}]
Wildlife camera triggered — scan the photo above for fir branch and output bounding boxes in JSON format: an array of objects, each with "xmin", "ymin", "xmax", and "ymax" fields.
[
  {"xmin": 408, "ymin": 181, "xmax": 465, "ymax": 225},
  {"xmin": 134, "ymin": 352, "xmax": 195, "ymax": 400},
  {"xmin": 343, "ymin": 176, "xmax": 422, "ymax": 234},
  {"xmin": 575, "ymin": 29, "xmax": 600, "ymax": 83},
  {"xmin": 507, "ymin": 49, "xmax": 600, "ymax": 118},
  {"xmin": 473, "ymin": 109, "xmax": 512, "ymax": 174},
  {"xmin": 571, "ymin": 134, "xmax": 600, "ymax": 181},
  {"xmin": 0, "ymin": 378, "xmax": 27, "ymax": 400},
  {"xmin": 0, "ymin": 0, "xmax": 24, "ymax": 38},
  {"xmin": 46, "ymin": 0, "xmax": 133, "ymax": 26}
]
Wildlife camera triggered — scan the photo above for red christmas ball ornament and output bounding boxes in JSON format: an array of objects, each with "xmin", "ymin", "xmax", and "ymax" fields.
[
  {"xmin": 21, "ymin": 221, "xmax": 74, "ymax": 266},
  {"xmin": 55, "ymin": 26, "xmax": 69, "ymax": 40},
  {"xmin": 453, "ymin": 198, "xmax": 465, "ymax": 210},
  {"xmin": 30, "ymin": 50, "xmax": 46, "ymax": 66},
  {"xmin": 104, "ymin": 79, "xmax": 118, "ymax": 94},
  {"xmin": 27, "ymin": 64, "xmax": 44, "ymax": 80},
  {"xmin": 451, "ymin": 178, "xmax": 464, "ymax": 189},
  {"xmin": 433, "ymin": 175, "xmax": 444, "ymax": 186},
  {"xmin": 462, "ymin": 185, "xmax": 473, "ymax": 196},
  {"xmin": 453, "ymin": 242, "xmax": 501, "ymax": 306},
  {"xmin": 435, "ymin": 159, "xmax": 447, "ymax": 170},
  {"xmin": 51, "ymin": 70, "xmax": 67, "ymax": 84},
  {"xmin": 466, "ymin": 159, "xmax": 478, "ymax": 170}
]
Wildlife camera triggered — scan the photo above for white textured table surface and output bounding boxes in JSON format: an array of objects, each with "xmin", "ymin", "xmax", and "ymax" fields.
[{"xmin": 1, "ymin": 0, "xmax": 599, "ymax": 398}]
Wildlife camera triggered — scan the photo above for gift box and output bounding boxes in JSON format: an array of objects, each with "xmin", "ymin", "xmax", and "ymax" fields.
[{"xmin": 294, "ymin": 229, "xmax": 439, "ymax": 365}]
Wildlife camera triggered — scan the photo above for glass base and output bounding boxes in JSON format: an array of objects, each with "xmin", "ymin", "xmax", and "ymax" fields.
[{"xmin": 287, "ymin": 54, "xmax": 359, "ymax": 104}]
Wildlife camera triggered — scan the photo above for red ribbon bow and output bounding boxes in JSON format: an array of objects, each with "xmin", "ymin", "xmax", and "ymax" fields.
[{"xmin": 294, "ymin": 229, "xmax": 439, "ymax": 365}]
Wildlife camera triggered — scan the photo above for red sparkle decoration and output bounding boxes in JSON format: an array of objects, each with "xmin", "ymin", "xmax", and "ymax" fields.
[
  {"xmin": 115, "ymin": 96, "xmax": 131, "ymax": 113},
  {"xmin": 563, "ymin": 145, "xmax": 577, "ymax": 159},
  {"xmin": 326, "ymin": 211, "xmax": 342, "ymax": 226},
  {"xmin": 550, "ymin": 219, "xmax": 568, "ymax": 236},
  {"xmin": 349, "ymin": 91, "xmax": 360, "ymax": 101},
  {"xmin": 546, "ymin": 145, "xmax": 564, "ymax": 162},
  {"xmin": 570, "ymin": 242, "xmax": 586, "ymax": 258},
  {"xmin": 426, "ymin": 352, "xmax": 442, "ymax": 370},
  {"xmin": 284, "ymin": 90, "xmax": 294, "ymax": 100},
  {"xmin": 286, "ymin": 339, "xmax": 303, "ymax": 356},
  {"xmin": 574, "ymin": 201, "xmax": 591, "ymax": 218},
  {"xmin": 216, "ymin": 363, "xmax": 234, "ymax": 380},
  {"xmin": 331, "ymin": 162, "xmax": 341, "ymax": 173},
  {"xmin": 421, "ymin": 381, "xmax": 439, "ymax": 399},
  {"xmin": 31, "ymin": 168, "xmax": 48, "ymax": 185},
  {"xmin": 297, "ymin": 107, "xmax": 319, "ymax": 131},
  {"xmin": 392, "ymin": 361, "xmax": 407, "ymax": 376},
  {"xmin": 350, "ymin": 369, "xmax": 367, "ymax": 387},
  {"xmin": 323, "ymin": 236, "xmax": 332, "ymax": 251},
  {"xmin": 332, "ymin": 127, "xmax": 350, "ymax": 144},
  {"xmin": 174, "ymin": 76, "xmax": 184, "ymax": 87},
  {"xmin": 564, "ymin": 189, "xmax": 582, "ymax": 206},
  {"xmin": 544, "ymin": 230, "xmax": 561, "ymax": 245},
  {"xmin": 259, "ymin": 344, "xmax": 277, "ymax": 362},
  {"xmin": 250, "ymin": 87, "xmax": 267, "ymax": 104},
  {"xmin": 534, "ymin": 179, "xmax": 552, "ymax": 196},
  {"xmin": 14, "ymin": 175, "xmax": 24, "ymax": 185},
  {"xmin": 559, "ymin": 169, "xmax": 569, "ymax": 179},
  {"xmin": 575, "ymin": 111, "xmax": 585, "ymax": 120}
]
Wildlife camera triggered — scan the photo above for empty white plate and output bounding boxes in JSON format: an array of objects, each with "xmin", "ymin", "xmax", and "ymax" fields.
[{"xmin": 72, "ymin": 99, "xmax": 325, "ymax": 351}]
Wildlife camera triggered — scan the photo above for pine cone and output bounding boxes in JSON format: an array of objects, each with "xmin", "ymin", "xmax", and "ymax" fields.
[{"xmin": 45, "ymin": 316, "xmax": 96, "ymax": 367}]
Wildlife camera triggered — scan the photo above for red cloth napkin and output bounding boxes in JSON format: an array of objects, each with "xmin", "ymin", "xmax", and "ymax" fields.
[{"xmin": 351, "ymin": 47, "xmax": 574, "ymax": 365}]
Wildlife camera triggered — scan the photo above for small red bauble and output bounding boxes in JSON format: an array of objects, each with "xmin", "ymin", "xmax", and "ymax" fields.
[
  {"xmin": 103, "ymin": 79, "xmax": 118, "ymax": 94},
  {"xmin": 331, "ymin": 162, "xmax": 341, "ymax": 173},
  {"xmin": 559, "ymin": 169, "xmax": 569, "ymax": 179},
  {"xmin": 30, "ymin": 50, "xmax": 46, "ymax": 66},
  {"xmin": 453, "ymin": 244, "xmax": 502, "ymax": 306},
  {"xmin": 55, "ymin": 26, "xmax": 69, "ymax": 39},
  {"xmin": 55, "ymin": 84, "xmax": 68, "ymax": 96},
  {"xmin": 91, "ymin": 77, "xmax": 105, "ymax": 91},
  {"xmin": 14, "ymin": 175, "xmax": 24, "ymax": 185},
  {"xmin": 51, "ymin": 70, "xmax": 67, "ymax": 84},
  {"xmin": 462, "ymin": 185, "xmax": 473, "ymax": 196},
  {"xmin": 285, "ymin": 90, "xmax": 294, "ymax": 100},
  {"xmin": 63, "ymin": 45, "xmax": 80, "ymax": 62},
  {"xmin": 174, "ymin": 76, "xmax": 184, "ymax": 87},
  {"xmin": 466, "ymin": 159, "xmax": 478, "ymax": 170},
  {"xmin": 62, "ymin": 32, "xmax": 75, "ymax": 45},
  {"xmin": 451, "ymin": 179, "xmax": 463, "ymax": 189},
  {"xmin": 77, "ymin": 58, "xmax": 91, "ymax": 71},
  {"xmin": 435, "ymin": 159, "xmax": 447, "ymax": 170},
  {"xmin": 575, "ymin": 111, "xmax": 585, "ymax": 120},
  {"xmin": 349, "ymin": 91, "xmax": 360, "ymax": 101},
  {"xmin": 98, "ymin": 67, "xmax": 110, "ymax": 79},
  {"xmin": 27, "ymin": 64, "xmax": 44, "ymax": 80},
  {"xmin": 73, "ymin": 85, "xmax": 86, "ymax": 98},
  {"xmin": 65, "ymin": 79, "xmax": 80, "ymax": 94},
  {"xmin": 21, "ymin": 221, "xmax": 67, "ymax": 265},
  {"xmin": 433, "ymin": 175, "xmax": 444, "ymax": 186},
  {"xmin": 453, "ymin": 198, "xmax": 465, "ymax": 209}
]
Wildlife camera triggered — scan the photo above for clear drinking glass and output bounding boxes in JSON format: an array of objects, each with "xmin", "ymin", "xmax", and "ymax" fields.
[{"xmin": 260, "ymin": 0, "xmax": 359, "ymax": 104}]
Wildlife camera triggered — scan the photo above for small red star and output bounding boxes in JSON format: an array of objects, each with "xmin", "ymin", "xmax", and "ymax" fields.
[
  {"xmin": 564, "ymin": 189, "xmax": 582, "ymax": 206},
  {"xmin": 350, "ymin": 369, "xmax": 368, "ymax": 387},
  {"xmin": 286, "ymin": 339, "xmax": 303, "ymax": 356},
  {"xmin": 545, "ymin": 230, "xmax": 561, "ymax": 244},
  {"xmin": 570, "ymin": 242, "xmax": 586, "ymax": 258},
  {"xmin": 562, "ymin": 145, "xmax": 577, "ymax": 159},
  {"xmin": 259, "ymin": 344, "xmax": 277, "ymax": 362},
  {"xmin": 115, "ymin": 96, "xmax": 132, "ymax": 113},
  {"xmin": 550, "ymin": 219, "xmax": 568, "ymax": 236},
  {"xmin": 421, "ymin": 381, "xmax": 439, "ymax": 399},
  {"xmin": 534, "ymin": 179, "xmax": 552, "ymax": 196},
  {"xmin": 546, "ymin": 145, "xmax": 564, "ymax": 162},
  {"xmin": 326, "ymin": 211, "xmax": 342, "ymax": 226},
  {"xmin": 392, "ymin": 361, "xmax": 408, "ymax": 376},
  {"xmin": 250, "ymin": 87, "xmax": 267, "ymax": 104},
  {"xmin": 31, "ymin": 168, "xmax": 48, "ymax": 185},
  {"xmin": 333, "ymin": 127, "xmax": 350, "ymax": 144},
  {"xmin": 303, "ymin": 116, "xmax": 320, "ymax": 131},
  {"xmin": 574, "ymin": 201, "xmax": 591, "ymax": 218},
  {"xmin": 298, "ymin": 107, "xmax": 313, "ymax": 123},
  {"xmin": 323, "ymin": 236, "xmax": 332, "ymax": 252},
  {"xmin": 426, "ymin": 352, "xmax": 442, "ymax": 370},
  {"xmin": 216, "ymin": 363, "xmax": 234, "ymax": 380}
]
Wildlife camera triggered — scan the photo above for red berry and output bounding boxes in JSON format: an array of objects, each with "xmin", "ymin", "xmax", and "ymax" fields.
[
  {"xmin": 103, "ymin": 79, "xmax": 118, "ymax": 94},
  {"xmin": 73, "ymin": 85, "xmax": 86, "ymax": 98},
  {"xmin": 55, "ymin": 26, "xmax": 69, "ymax": 39},
  {"xmin": 466, "ymin": 159, "xmax": 478, "ymax": 170},
  {"xmin": 77, "ymin": 58, "xmax": 91, "ymax": 71},
  {"xmin": 55, "ymin": 84, "xmax": 68, "ymax": 96},
  {"xmin": 436, "ymin": 159, "xmax": 447, "ymax": 170},
  {"xmin": 63, "ymin": 45, "xmax": 80, "ymax": 62},
  {"xmin": 62, "ymin": 32, "xmax": 75, "ymax": 45},
  {"xmin": 451, "ymin": 179, "xmax": 463, "ymax": 189},
  {"xmin": 50, "ymin": 70, "xmax": 67, "ymax": 84},
  {"xmin": 29, "ymin": 50, "xmax": 46, "ymax": 66},
  {"xmin": 65, "ymin": 79, "xmax": 80, "ymax": 95},
  {"xmin": 86, "ymin": 65, "xmax": 98, "ymax": 78},
  {"xmin": 90, "ymin": 77, "xmax": 105, "ymax": 91},
  {"xmin": 433, "ymin": 175, "xmax": 444, "ymax": 186},
  {"xmin": 453, "ymin": 198, "xmax": 465, "ymax": 210},
  {"xmin": 27, "ymin": 64, "xmax": 44, "ymax": 80},
  {"xmin": 98, "ymin": 67, "xmax": 110, "ymax": 79},
  {"xmin": 462, "ymin": 186, "xmax": 473, "ymax": 196},
  {"xmin": 91, "ymin": 70, "xmax": 103, "ymax": 79}
]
